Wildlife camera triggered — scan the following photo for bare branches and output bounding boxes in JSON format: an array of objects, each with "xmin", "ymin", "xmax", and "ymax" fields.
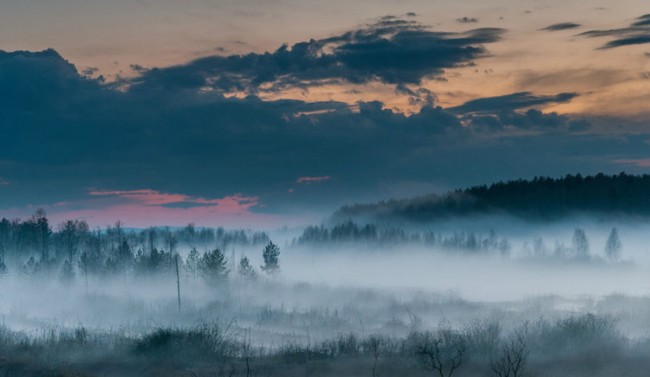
[
  {"xmin": 490, "ymin": 335, "xmax": 528, "ymax": 377},
  {"xmin": 415, "ymin": 328, "xmax": 466, "ymax": 377},
  {"xmin": 366, "ymin": 335, "xmax": 383, "ymax": 377}
]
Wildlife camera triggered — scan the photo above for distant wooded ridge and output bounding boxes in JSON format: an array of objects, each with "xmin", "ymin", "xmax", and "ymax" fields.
[{"xmin": 334, "ymin": 173, "xmax": 650, "ymax": 222}]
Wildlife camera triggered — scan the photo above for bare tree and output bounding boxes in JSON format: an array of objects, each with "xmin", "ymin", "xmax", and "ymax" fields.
[
  {"xmin": 242, "ymin": 327, "xmax": 253, "ymax": 377},
  {"xmin": 572, "ymin": 228, "xmax": 590, "ymax": 259},
  {"xmin": 490, "ymin": 335, "xmax": 528, "ymax": 377},
  {"xmin": 366, "ymin": 335, "xmax": 383, "ymax": 377},
  {"xmin": 415, "ymin": 328, "xmax": 466, "ymax": 377}
]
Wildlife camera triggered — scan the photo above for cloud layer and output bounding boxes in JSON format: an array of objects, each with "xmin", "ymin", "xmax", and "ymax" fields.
[
  {"xmin": 0, "ymin": 17, "xmax": 648, "ymax": 226},
  {"xmin": 581, "ymin": 14, "xmax": 650, "ymax": 48},
  {"xmin": 542, "ymin": 22, "xmax": 581, "ymax": 31},
  {"xmin": 130, "ymin": 17, "xmax": 505, "ymax": 93}
]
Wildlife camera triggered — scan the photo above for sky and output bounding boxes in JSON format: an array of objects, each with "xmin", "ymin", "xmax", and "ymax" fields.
[{"xmin": 0, "ymin": 0, "xmax": 649, "ymax": 228}]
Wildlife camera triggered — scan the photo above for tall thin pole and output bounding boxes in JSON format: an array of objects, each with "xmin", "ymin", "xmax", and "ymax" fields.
[
  {"xmin": 84, "ymin": 264, "xmax": 88, "ymax": 296},
  {"xmin": 175, "ymin": 254, "xmax": 181, "ymax": 314}
]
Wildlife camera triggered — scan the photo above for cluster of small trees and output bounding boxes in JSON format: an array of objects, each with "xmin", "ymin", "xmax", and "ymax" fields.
[
  {"xmin": 296, "ymin": 221, "xmax": 511, "ymax": 254},
  {"xmin": 0, "ymin": 210, "xmax": 627, "ymax": 284},
  {"xmin": 524, "ymin": 227, "xmax": 623, "ymax": 262},
  {"xmin": 300, "ymin": 221, "xmax": 625, "ymax": 262},
  {"xmin": 0, "ymin": 210, "xmax": 278, "ymax": 284},
  {"xmin": 184, "ymin": 241, "xmax": 281, "ymax": 285}
]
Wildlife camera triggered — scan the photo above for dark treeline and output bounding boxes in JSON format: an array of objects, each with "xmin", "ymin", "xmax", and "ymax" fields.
[
  {"xmin": 0, "ymin": 209, "xmax": 271, "ymax": 282},
  {"xmin": 295, "ymin": 221, "xmax": 512, "ymax": 255},
  {"xmin": 335, "ymin": 172, "xmax": 650, "ymax": 222}
]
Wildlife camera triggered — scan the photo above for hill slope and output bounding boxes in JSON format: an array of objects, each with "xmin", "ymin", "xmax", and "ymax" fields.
[{"xmin": 334, "ymin": 173, "xmax": 650, "ymax": 222}]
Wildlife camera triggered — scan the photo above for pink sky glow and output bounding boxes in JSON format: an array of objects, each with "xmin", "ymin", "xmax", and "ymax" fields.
[{"xmin": 3, "ymin": 189, "xmax": 297, "ymax": 229}]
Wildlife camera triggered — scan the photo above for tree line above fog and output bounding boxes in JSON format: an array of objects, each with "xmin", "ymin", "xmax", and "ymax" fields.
[
  {"xmin": 334, "ymin": 172, "xmax": 650, "ymax": 222},
  {"xmin": 0, "ymin": 172, "xmax": 636, "ymax": 282},
  {"xmin": 295, "ymin": 220, "xmax": 624, "ymax": 262},
  {"xmin": 0, "ymin": 212, "xmax": 280, "ymax": 283}
]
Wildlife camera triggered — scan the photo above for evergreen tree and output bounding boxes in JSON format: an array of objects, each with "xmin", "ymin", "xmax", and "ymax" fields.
[
  {"xmin": 261, "ymin": 241, "xmax": 280, "ymax": 274},
  {"xmin": 114, "ymin": 240, "xmax": 134, "ymax": 272},
  {"xmin": 199, "ymin": 248, "xmax": 229, "ymax": 284},
  {"xmin": 33, "ymin": 209, "xmax": 51, "ymax": 265},
  {"xmin": 238, "ymin": 256, "xmax": 256, "ymax": 280},
  {"xmin": 185, "ymin": 247, "xmax": 200, "ymax": 278},
  {"xmin": 605, "ymin": 227, "xmax": 622, "ymax": 261},
  {"xmin": 22, "ymin": 256, "xmax": 41, "ymax": 276},
  {"xmin": 79, "ymin": 232, "xmax": 103, "ymax": 276},
  {"xmin": 58, "ymin": 220, "xmax": 87, "ymax": 264}
]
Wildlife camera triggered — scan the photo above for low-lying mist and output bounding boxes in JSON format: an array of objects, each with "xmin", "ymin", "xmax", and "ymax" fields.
[
  {"xmin": 1, "ymin": 215, "xmax": 649, "ymax": 331},
  {"xmin": 2, "ymin": 212, "xmax": 650, "ymax": 375}
]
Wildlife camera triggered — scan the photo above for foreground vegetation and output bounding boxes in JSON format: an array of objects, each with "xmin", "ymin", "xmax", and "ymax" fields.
[{"xmin": 0, "ymin": 313, "xmax": 647, "ymax": 377}]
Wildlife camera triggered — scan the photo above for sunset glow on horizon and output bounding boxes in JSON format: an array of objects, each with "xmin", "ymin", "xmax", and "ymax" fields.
[{"xmin": 1, "ymin": 1, "xmax": 650, "ymax": 227}]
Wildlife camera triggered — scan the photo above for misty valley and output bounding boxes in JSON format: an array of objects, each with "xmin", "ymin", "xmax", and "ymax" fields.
[
  {"xmin": 1, "ymin": 175, "xmax": 650, "ymax": 376},
  {"xmin": 4, "ymin": 1, "xmax": 650, "ymax": 374}
]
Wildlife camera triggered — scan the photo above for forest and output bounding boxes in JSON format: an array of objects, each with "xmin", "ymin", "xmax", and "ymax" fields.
[
  {"xmin": 335, "ymin": 173, "xmax": 650, "ymax": 222},
  {"xmin": 0, "ymin": 210, "xmax": 271, "ymax": 283},
  {"xmin": 0, "ymin": 210, "xmax": 628, "ymax": 285}
]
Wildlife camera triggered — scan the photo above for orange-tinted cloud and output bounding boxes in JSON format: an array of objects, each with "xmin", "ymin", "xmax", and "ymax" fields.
[{"xmin": 88, "ymin": 189, "xmax": 258, "ymax": 210}]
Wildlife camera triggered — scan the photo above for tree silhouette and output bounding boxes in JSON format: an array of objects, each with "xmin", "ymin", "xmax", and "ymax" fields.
[
  {"xmin": 59, "ymin": 259, "xmax": 74, "ymax": 284},
  {"xmin": 0, "ymin": 257, "xmax": 8, "ymax": 277},
  {"xmin": 415, "ymin": 328, "xmax": 466, "ymax": 377},
  {"xmin": 199, "ymin": 248, "xmax": 229, "ymax": 284},
  {"xmin": 185, "ymin": 247, "xmax": 200, "ymax": 278},
  {"xmin": 260, "ymin": 242, "xmax": 280, "ymax": 275},
  {"xmin": 336, "ymin": 173, "xmax": 650, "ymax": 221},
  {"xmin": 605, "ymin": 228, "xmax": 622, "ymax": 261},
  {"xmin": 572, "ymin": 228, "xmax": 590, "ymax": 259},
  {"xmin": 238, "ymin": 256, "xmax": 256, "ymax": 280},
  {"xmin": 490, "ymin": 335, "xmax": 528, "ymax": 377}
]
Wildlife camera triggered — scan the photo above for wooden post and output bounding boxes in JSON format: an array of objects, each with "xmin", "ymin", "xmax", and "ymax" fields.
[
  {"xmin": 84, "ymin": 264, "xmax": 88, "ymax": 296},
  {"xmin": 175, "ymin": 254, "xmax": 181, "ymax": 314}
]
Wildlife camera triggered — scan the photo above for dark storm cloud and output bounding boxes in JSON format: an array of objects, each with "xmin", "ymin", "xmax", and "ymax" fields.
[
  {"xmin": 0, "ymin": 49, "xmax": 101, "ymax": 108},
  {"xmin": 448, "ymin": 92, "xmax": 578, "ymax": 114},
  {"xmin": 580, "ymin": 14, "xmax": 650, "ymax": 49},
  {"xmin": 541, "ymin": 22, "xmax": 581, "ymax": 31},
  {"xmin": 128, "ymin": 18, "xmax": 505, "ymax": 93},
  {"xmin": 0, "ymin": 47, "xmax": 632, "ymax": 216}
]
